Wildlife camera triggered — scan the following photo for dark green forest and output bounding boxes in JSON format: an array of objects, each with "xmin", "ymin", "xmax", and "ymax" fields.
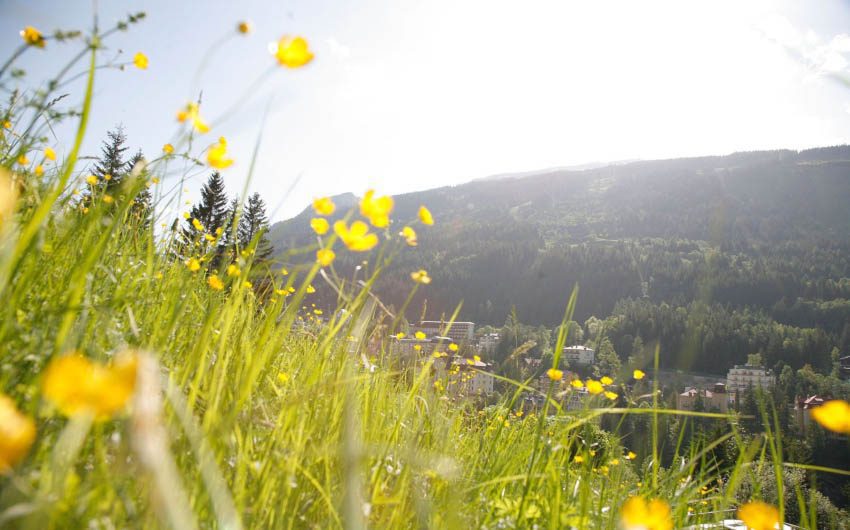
[{"xmin": 269, "ymin": 146, "xmax": 850, "ymax": 375}]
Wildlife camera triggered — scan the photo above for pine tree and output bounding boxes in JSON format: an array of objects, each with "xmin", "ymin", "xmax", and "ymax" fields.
[
  {"xmin": 179, "ymin": 172, "xmax": 229, "ymax": 255},
  {"xmin": 238, "ymin": 193, "xmax": 273, "ymax": 262},
  {"xmin": 92, "ymin": 126, "xmax": 129, "ymax": 197}
]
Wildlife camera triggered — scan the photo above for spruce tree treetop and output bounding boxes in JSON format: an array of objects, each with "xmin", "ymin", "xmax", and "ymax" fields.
[
  {"xmin": 239, "ymin": 192, "xmax": 273, "ymax": 261},
  {"xmin": 92, "ymin": 126, "xmax": 129, "ymax": 196},
  {"xmin": 179, "ymin": 172, "xmax": 229, "ymax": 255}
]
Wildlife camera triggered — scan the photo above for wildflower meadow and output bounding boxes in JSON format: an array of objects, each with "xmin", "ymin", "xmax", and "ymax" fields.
[{"xmin": 1, "ymin": 10, "xmax": 849, "ymax": 530}]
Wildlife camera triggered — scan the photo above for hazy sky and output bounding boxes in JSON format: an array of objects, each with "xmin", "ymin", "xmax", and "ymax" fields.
[{"xmin": 3, "ymin": 0, "xmax": 850, "ymax": 221}]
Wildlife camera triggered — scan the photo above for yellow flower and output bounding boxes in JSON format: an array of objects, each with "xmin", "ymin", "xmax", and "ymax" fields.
[
  {"xmin": 401, "ymin": 226, "xmax": 417, "ymax": 246},
  {"xmin": 207, "ymin": 137, "xmax": 234, "ymax": 169},
  {"xmin": 360, "ymin": 190, "xmax": 394, "ymax": 228},
  {"xmin": 176, "ymin": 102, "xmax": 211, "ymax": 134},
  {"xmin": 0, "ymin": 394, "xmax": 36, "ymax": 472},
  {"xmin": 273, "ymin": 36, "xmax": 314, "ymax": 68},
  {"xmin": 42, "ymin": 352, "xmax": 138, "ymax": 421},
  {"xmin": 277, "ymin": 372, "xmax": 289, "ymax": 383},
  {"xmin": 242, "ymin": 280, "xmax": 253, "ymax": 289},
  {"xmin": 633, "ymin": 369, "xmax": 645, "ymax": 380},
  {"xmin": 604, "ymin": 391, "xmax": 618, "ymax": 400},
  {"xmin": 133, "ymin": 52, "xmax": 149, "ymax": 69},
  {"xmin": 104, "ymin": 173, "xmax": 113, "ymax": 181},
  {"xmin": 334, "ymin": 220, "xmax": 379, "ymax": 252},
  {"xmin": 810, "ymin": 400, "xmax": 850, "ymax": 434},
  {"xmin": 163, "ymin": 143, "xmax": 174, "ymax": 154},
  {"xmin": 600, "ymin": 376, "xmax": 613, "ymax": 385},
  {"xmin": 313, "ymin": 197, "xmax": 335, "ymax": 216},
  {"xmin": 20, "ymin": 26, "xmax": 45, "ymax": 48},
  {"xmin": 317, "ymin": 248, "xmax": 335, "ymax": 267},
  {"xmin": 306, "ymin": 284, "xmax": 316, "ymax": 294},
  {"xmin": 237, "ymin": 21, "xmax": 252, "ymax": 34},
  {"xmin": 192, "ymin": 218, "xmax": 204, "ymax": 231},
  {"xmin": 418, "ymin": 205, "xmax": 434, "ymax": 226},
  {"xmin": 2, "ymin": 120, "xmax": 11, "ymax": 129},
  {"xmin": 44, "ymin": 147, "xmax": 56, "ymax": 161},
  {"xmin": 208, "ymin": 275, "xmax": 224, "ymax": 290},
  {"xmin": 414, "ymin": 331, "xmax": 426, "ymax": 340},
  {"xmin": 34, "ymin": 165, "xmax": 44, "ymax": 177},
  {"xmin": 546, "ymin": 368, "xmax": 563, "ymax": 381},
  {"xmin": 17, "ymin": 155, "xmax": 28, "ymax": 166},
  {"xmin": 313, "ymin": 309, "xmax": 323, "ymax": 315},
  {"xmin": 185, "ymin": 258, "xmax": 201, "ymax": 272},
  {"xmin": 0, "ymin": 168, "xmax": 18, "ymax": 226},
  {"xmin": 410, "ymin": 269, "xmax": 431, "ymax": 285},
  {"xmin": 103, "ymin": 194, "xmax": 114, "ymax": 204},
  {"xmin": 311, "ymin": 217, "xmax": 329, "ymax": 235},
  {"xmin": 227, "ymin": 264, "xmax": 241, "ymax": 277},
  {"xmin": 573, "ymin": 455, "xmax": 584, "ymax": 463},
  {"xmin": 280, "ymin": 267, "xmax": 289, "ymax": 275},
  {"xmin": 86, "ymin": 175, "xmax": 98, "ymax": 185},
  {"xmin": 620, "ymin": 496, "xmax": 672, "ymax": 530},
  {"xmin": 395, "ymin": 332, "xmax": 405, "ymax": 339},
  {"xmin": 737, "ymin": 501, "xmax": 780, "ymax": 530},
  {"xmin": 570, "ymin": 379, "xmax": 583, "ymax": 389},
  {"xmin": 413, "ymin": 344, "xmax": 422, "ymax": 351},
  {"xmin": 586, "ymin": 379, "xmax": 603, "ymax": 395},
  {"xmin": 448, "ymin": 343, "xmax": 459, "ymax": 352},
  {"xmin": 626, "ymin": 451, "xmax": 636, "ymax": 460}
]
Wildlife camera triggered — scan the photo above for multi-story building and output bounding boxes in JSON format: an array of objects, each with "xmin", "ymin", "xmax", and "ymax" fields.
[
  {"xmin": 677, "ymin": 383, "xmax": 729, "ymax": 413},
  {"xmin": 477, "ymin": 332, "xmax": 500, "ymax": 353},
  {"xmin": 793, "ymin": 395, "xmax": 826, "ymax": 434},
  {"xmin": 840, "ymin": 356, "xmax": 850, "ymax": 380},
  {"xmin": 448, "ymin": 358, "xmax": 494, "ymax": 395},
  {"xmin": 726, "ymin": 364, "xmax": 773, "ymax": 394},
  {"xmin": 563, "ymin": 345, "xmax": 595, "ymax": 366},
  {"xmin": 417, "ymin": 320, "xmax": 475, "ymax": 344}
]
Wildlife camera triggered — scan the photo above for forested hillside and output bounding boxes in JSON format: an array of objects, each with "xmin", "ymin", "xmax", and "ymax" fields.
[{"xmin": 269, "ymin": 147, "xmax": 850, "ymax": 373}]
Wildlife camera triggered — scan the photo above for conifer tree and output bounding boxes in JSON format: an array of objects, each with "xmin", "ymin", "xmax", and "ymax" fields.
[
  {"xmin": 179, "ymin": 172, "xmax": 229, "ymax": 255},
  {"xmin": 238, "ymin": 192, "xmax": 273, "ymax": 262},
  {"xmin": 92, "ymin": 126, "xmax": 129, "ymax": 197}
]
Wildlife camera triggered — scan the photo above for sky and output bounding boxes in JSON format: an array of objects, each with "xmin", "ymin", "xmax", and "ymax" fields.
[{"xmin": 3, "ymin": 0, "xmax": 850, "ymax": 222}]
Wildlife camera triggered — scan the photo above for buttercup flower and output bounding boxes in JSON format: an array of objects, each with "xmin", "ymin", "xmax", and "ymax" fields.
[
  {"xmin": 620, "ymin": 496, "xmax": 672, "ymax": 530},
  {"xmin": 185, "ymin": 258, "xmax": 201, "ymax": 272},
  {"xmin": 546, "ymin": 368, "xmax": 563, "ymax": 381},
  {"xmin": 401, "ymin": 226, "xmax": 417, "ymax": 246},
  {"xmin": 273, "ymin": 36, "xmax": 314, "ymax": 68},
  {"xmin": 86, "ymin": 175, "xmax": 98, "ymax": 185},
  {"xmin": 17, "ymin": 155, "xmax": 28, "ymax": 166},
  {"xmin": 311, "ymin": 217, "xmax": 329, "ymax": 235},
  {"xmin": 414, "ymin": 331, "xmax": 426, "ymax": 340},
  {"xmin": 360, "ymin": 190, "xmax": 394, "ymax": 228},
  {"xmin": 313, "ymin": 197, "xmax": 335, "ymax": 216},
  {"xmin": 207, "ymin": 137, "xmax": 234, "ymax": 169},
  {"xmin": 448, "ymin": 343, "xmax": 459, "ymax": 352},
  {"xmin": 42, "ymin": 352, "xmax": 138, "ymax": 421},
  {"xmin": 192, "ymin": 218, "xmax": 204, "ymax": 231},
  {"xmin": 44, "ymin": 147, "xmax": 56, "ymax": 161},
  {"xmin": 810, "ymin": 399, "xmax": 850, "ymax": 434},
  {"xmin": 208, "ymin": 275, "xmax": 224, "ymax": 290},
  {"xmin": 410, "ymin": 269, "xmax": 431, "ymax": 284},
  {"xmin": 227, "ymin": 264, "xmax": 241, "ymax": 277},
  {"xmin": 626, "ymin": 451, "xmax": 637, "ymax": 460},
  {"xmin": 176, "ymin": 102, "xmax": 211, "ymax": 134},
  {"xmin": 34, "ymin": 165, "xmax": 43, "ymax": 177},
  {"xmin": 395, "ymin": 332, "xmax": 405, "ymax": 339},
  {"xmin": 0, "ymin": 394, "xmax": 36, "ymax": 472},
  {"xmin": 418, "ymin": 205, "xmax": 434, "ymax": 226},
  {"xmin": 601, "ymin": 376, "xmax": 613, "ymax": 385},
  {"xmin": 162, "ymin": 143, "xmax": 174, "ymax": 154},
  {"xmin": 633, "ymin": 369, "xmax": 645, "ymax": 380},
  {"xmin": 317, "ymin": 248, "xmax": 335, "ymax": 267},
  {"xmin": 237, "ymin": 21, "xmax": 252, "ymax": 34},
  {"xmin": 737, "ymin": 501, "xmax": 780, "ymax": 530},
  {"xmin": 604, "ymin": 391, "xmax": 618, "ymax": 400},
  {"xmin": 20, "ymin": 26, "xmax": 45, "ymax": 48},
  {"xmin": 570, "ymin": 379, "xmax": 583, "ymax": 389},
  {"xmin": 586, "ymin": 379, "xmax": 603, "ymax": 395},
  {"xmin": 133, "ymin": 52, "xmax": 148, "ymax": 69},
  {"xmin": 334, "ymin": 220, "xmax": 379, "ymax": 252}
]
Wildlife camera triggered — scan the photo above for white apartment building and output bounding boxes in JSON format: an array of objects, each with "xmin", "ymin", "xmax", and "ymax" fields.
[
  {"xmin": 726, "ymin": 364, "xmax": 773, "ymax": 393},
  {"xmin": 563, "ymin": 345, "xmax": 595, "ymax": 365},
  {"xmin": 417, "ymin": 320, "xmax": 475, "ymax": 344},
  {"xmin": 477, "ymin": 332, "xmax": 500, "ymax": 353}
]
